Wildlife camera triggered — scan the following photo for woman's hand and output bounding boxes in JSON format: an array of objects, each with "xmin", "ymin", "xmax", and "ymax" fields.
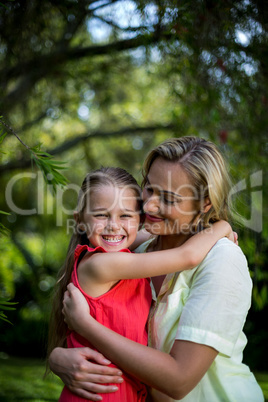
[
  {"xmin": 49, "ymin": 347, "xmax": 123, "ymax": 401},
  {"xmin": 62, "ymin": 283, "xmax": 92, "ymax": 333}
]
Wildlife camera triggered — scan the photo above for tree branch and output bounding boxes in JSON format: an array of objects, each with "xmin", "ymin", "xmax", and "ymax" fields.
[
  {"xmin": 89, "ymin": 0, "xmax": 122, "ymax": 13},
  {"xmin": 19, "ymin": 112, "xmax": 48, "ymax": 132},
  {"xmin": 0, "ymin": 123, "xmax": 176, "ymax": 173},
  {"xmin": 1, "ymin": 29, "xmax": 168, "ymax": 83},
  {"xmin": 92, "ymin": 14, "xmax": 149, "ymax": 32},
  {"xmin": 11, "ymin": 233, "xmax": 38, "ymax": 274},
  {"xmin": 0, "ymin": 28, "xmax": 169, "ymax": 113}
]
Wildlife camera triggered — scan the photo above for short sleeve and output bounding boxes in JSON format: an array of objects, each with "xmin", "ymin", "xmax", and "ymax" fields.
[{"xmin": 175, "ymin": 239, "xmax": 252, "ymax": 356}]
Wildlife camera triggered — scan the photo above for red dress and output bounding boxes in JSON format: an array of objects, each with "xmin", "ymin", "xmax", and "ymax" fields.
[{"xmin": 59, "ymin": 244, "xmax": 152, "ymax": 402}]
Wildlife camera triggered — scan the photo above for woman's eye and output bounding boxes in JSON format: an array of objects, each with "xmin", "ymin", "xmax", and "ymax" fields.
[
  {"xmin": 162, "ymin": 197, "xmax": 176, "ymax": 205},
  {"xmin": 144, "ymin": 186, "xmax": 153, "ymax": 194},
  {"xmin": 121, "ymin": 214, "xmax": 132, "ymax": 218},
  {"xmin": 95, "ymin": 214, "xmax": 107, "ymax": 218}
]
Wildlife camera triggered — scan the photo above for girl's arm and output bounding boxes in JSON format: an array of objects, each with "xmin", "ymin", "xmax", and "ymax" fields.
[
  {"xmin": 63, "ymin": 284, "xmax": 218, "ymax": 400},
  {"xmin": 81, "ymin": 220, "xmax": 233, "ymax": 282}
]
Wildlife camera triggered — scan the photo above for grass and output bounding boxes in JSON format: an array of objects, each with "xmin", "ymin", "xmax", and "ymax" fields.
[
  {"xmin": 0, "ymin": 355, "xmax": 268, "ymax": 401},
  {"xmin": 0, "ymin": 355, "xmax": 62, "ymax": 401}
]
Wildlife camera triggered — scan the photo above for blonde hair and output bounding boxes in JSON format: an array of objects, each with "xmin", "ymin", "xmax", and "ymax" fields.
[
  {"xmin": 46, "ymin": 167, "xmax": 141, "ymax": 373},
  {"xmin": 142, "ymin": 136, "xmax": 232, "ymax": 230}
]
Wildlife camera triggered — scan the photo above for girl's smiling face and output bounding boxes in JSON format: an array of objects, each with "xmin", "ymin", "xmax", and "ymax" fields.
[
  {"xmin": 81, "ymin": 185, "xmax": 140, "ymax": 252},
  {"xmin": 142, "ymin": 157, "xmax": 200, "ymax": 243}
]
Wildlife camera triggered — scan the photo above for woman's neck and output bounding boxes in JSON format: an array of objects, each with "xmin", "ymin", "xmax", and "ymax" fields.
[
  {"xmin": 156, "ymin": 233, "xmax": 192, "ymax": 251},
  {"xmin": 150, "ymin": 234, "xmax": 192, "ymax": 296}
]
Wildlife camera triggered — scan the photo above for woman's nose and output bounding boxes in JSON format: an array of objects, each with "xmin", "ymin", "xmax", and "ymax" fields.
[{"xmin": 143, "ymin": 195, "xmax": 160, "ymax": 214}]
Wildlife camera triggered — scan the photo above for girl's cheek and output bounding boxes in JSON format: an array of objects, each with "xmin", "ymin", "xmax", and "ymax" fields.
[{"xmin": 95, "ymin": 222, "xmax": 106, "ymax": 234}]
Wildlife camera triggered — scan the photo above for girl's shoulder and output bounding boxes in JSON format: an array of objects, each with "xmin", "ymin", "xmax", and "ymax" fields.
[
  {"xmin": 74, "ymin": 244, "xmax": 106, "ymax": 266},
  {"xmin": 74, "ymin": 244, "xmax": 91, "ymax": 261}
]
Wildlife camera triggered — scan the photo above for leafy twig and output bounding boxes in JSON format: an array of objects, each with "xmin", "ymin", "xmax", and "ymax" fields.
[
  {"xmin": 0, "ymin": 117, "xmax": 69, "ymax": 192},
  {"xmin": 0, "ymin": 299, "xmax": 18, "ymax": 325},
  {"xmin": 0, "ymin": 210, "xmax": 10, "ymax": 236},
  {"xmin": 0, "ymin": 116, "xmax": 69, "ymax": 324}
]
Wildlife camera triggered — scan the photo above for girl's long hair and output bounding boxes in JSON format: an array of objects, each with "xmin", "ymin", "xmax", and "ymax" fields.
[{"xmin": 46, "ymin": 167, "xmax": 141, "ymax": 373}]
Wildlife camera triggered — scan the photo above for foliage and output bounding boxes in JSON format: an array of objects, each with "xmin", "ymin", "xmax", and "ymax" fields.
[
  {"xmin": 0, "ymin": 118, "xmax": 69, "ymax": 192},
  {"xmin": 0, "ymin": 210, "xmax": 10, "ymax": 236},
  {"xmin": 0, "ymin": 0, "xmax": 267, "ymax": 368},
  {"xmin": 0, "ymin": 298, "xmax": 18, "ymax": 324},
  {"xmin": 0, "ymin": 117, "xmax": 68, "ymax": 324}
]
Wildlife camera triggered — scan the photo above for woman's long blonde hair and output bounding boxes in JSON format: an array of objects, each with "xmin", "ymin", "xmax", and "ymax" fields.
[
  {"xmin": 46, "ymin": 167, "xmax": 141, "ymax": 372},
  {"xmin": 142, "ymin": 136, "xmax": 232, "ymax": 230}
]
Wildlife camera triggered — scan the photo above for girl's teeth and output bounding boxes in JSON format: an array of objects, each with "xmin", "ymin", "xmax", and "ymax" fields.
[{"xmin": 102, "ymin": 236, "xmax": 123, "ymax": 243}]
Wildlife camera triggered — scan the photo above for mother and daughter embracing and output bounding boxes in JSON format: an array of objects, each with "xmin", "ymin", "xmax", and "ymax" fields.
[{"xmin": 47, "ymin": 136, "xmax": 264, "ymax": 402}]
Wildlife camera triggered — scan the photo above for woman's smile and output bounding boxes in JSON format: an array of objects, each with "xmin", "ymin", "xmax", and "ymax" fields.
[{"xmin": 145, "ymin": 213, "xmax": 164, "ymax": 223}]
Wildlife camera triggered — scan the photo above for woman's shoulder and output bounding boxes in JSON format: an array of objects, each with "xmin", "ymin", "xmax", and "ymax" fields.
[
  {"xmin": 207, "ymin": 237, "xmax": 247, "ymax": 262},
  {"xmin": 198, "ymin": 238, "xmax": 252, "ymax": 291}
]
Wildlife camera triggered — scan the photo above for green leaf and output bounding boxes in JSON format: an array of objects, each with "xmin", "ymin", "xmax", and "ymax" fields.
[
  {"xmin": 0, "ymin": 312, "xmax": 13, "ymax": 325},
  {"xmin": 0, "ymin": 299, "xmax": 18, "ymax": 306},
  {"xmin": 0, "ymin": 121, "xmax": 69, "ymax": 193},
  {"xmin": 0, "ymin": 299, "xmax": 17, "ymax": 325},
  {"xmin": 0, "ymin": 211, "xmax": 10, "ymax": 237},
  {"xmin": 0, "ymin": 3, "xmax": 9, "ymax": 10},
  {"xmin": 28, "ymin": 146, "xmax": 69, "ymax": 193},
  {"xmin": 0, "ymin": 223, "xmax": 10, "ymax": 237},
  {"xmin": 0, "ymin": 305, "xmax": 17, "ymax": 311}
]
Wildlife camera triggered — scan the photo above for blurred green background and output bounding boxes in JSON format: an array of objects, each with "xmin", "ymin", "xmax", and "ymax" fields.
[{"xmin": 0, "ymin": 0, "xmax": 267, "ymax": 399}]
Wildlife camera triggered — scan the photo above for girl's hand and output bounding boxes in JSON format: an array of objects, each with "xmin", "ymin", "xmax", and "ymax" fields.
[
  {"xmin": 226, "ymin": 230, "xmax": 239, "ymax": 245},
  {"xmin": 62, "ymin": 283, "xmax": 92, "ymax": 332},
  {"xmin": 233, "ymin": 231, "xmax": 239, "ymax": 245},
  {"xmin": 49, "ymin": 347, "xmax": 123, "ymax": 401},
  {"xmin": 214, "ymin": 221, "xmax": 238, "ymax": 245}
]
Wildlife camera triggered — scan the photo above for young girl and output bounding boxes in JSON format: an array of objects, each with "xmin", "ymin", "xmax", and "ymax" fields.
[{"xmin": 48, "ymin": 166, "xmax": 233, "ymax": 402}]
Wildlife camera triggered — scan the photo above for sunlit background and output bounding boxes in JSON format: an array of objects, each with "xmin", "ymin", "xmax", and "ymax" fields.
[{"xmin": 0, "ymin": 1, "xmax": 267, "ymax": 399}]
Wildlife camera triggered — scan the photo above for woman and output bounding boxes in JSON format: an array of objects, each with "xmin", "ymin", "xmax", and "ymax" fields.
[{"xmin": 50, "ymin": 137, "xmax": 263, "ymax": 401}]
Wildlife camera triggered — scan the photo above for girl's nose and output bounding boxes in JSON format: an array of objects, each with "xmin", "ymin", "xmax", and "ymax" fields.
[{"xmin": 106, "ymin": 218, "xmax": 121, "ymax": 231}]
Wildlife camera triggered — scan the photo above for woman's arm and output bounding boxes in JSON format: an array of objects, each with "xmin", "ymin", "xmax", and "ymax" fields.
[
  {"xmin": 63, "ymin": 284, "xmax": 218, "ymax": 400},
  {"xmin": 82, "ymin": 220, "xmax": 233, "ymax": 282},
  {"xmin": 49, "ymin": 347, "xmax": 124, "ymax": 401}
]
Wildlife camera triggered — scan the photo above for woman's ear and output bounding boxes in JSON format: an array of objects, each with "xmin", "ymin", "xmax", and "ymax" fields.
[{"xmin": 202, "ymin": 197, "xmax": 212, "ymax": 213}]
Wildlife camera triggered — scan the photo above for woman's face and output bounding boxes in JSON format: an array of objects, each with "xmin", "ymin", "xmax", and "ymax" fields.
[{"xmin": 142, "ymin": 157, "xmax": 199, "ymax": 238}]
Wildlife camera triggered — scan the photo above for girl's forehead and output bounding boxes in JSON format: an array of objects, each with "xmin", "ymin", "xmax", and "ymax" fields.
[
  {"xmin": 90, "ymin": 184, "xmax": 138, "ymax": 197},
  {"xmin": 88, "ymin": 184, "xmax": 139, "ymax": 209}
]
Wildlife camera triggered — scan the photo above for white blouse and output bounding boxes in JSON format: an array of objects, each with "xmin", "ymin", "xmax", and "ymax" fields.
[{"xmin": 135, "ymin": 238, "xmax": 264, "ymax": 402}]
